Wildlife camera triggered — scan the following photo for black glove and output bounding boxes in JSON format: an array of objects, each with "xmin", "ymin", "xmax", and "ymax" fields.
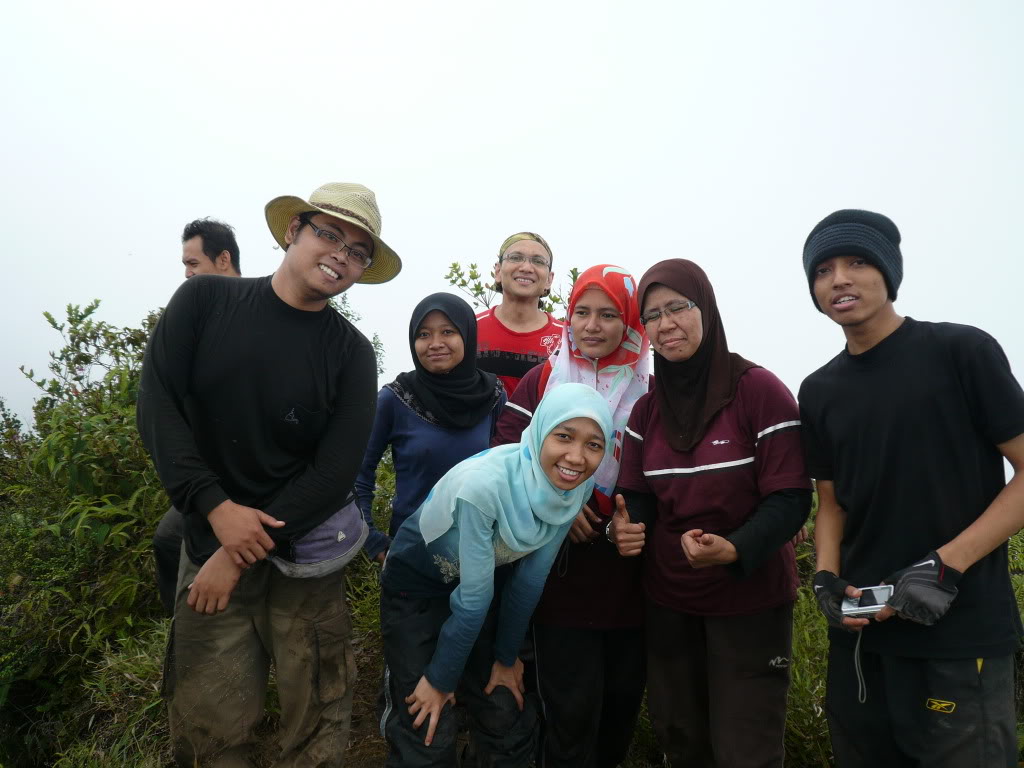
[
  {"xmin": 812, "ymin": 570, "xmax": 852, "ymax": 630},
  {"xmin": 884, "ymin": 550, "xmax": 962, "ymax": 626}
]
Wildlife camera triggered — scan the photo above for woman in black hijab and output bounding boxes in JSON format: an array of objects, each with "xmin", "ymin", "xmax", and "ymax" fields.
[
  {"xmin": 354, "ymin": 293, "xmax": 505, "ymax": 561},
  {"xmin": 609, "ymin": 259, "xmax": 812, "ymax": 767}
]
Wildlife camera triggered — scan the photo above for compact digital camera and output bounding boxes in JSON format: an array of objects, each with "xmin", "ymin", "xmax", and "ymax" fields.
[{"xmin": 840, "ymin": 584, "xmax": 894, "ymax": 618}]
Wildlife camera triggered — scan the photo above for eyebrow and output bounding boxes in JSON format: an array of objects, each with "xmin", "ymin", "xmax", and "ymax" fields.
[
  {"xmin": 575, "ymin": 303, "xmax": 620, "ymax": 314},
  {"xmin": 646, "ymin": 298, "xmax": 693, "ymax": 311},
  {"xmin": 417, "ymin": 321, "xmax": 458, "ymax": 333},
  {"xmin": 507, "ymin": 249, "xmax": 547, "ymax": 260},
  {"xmin": 319, "ymin": 219, "xmax": 371, "ymax": 250},
  {"xmin": 554, "ymin": 423, "xmax": 605, "ymax": 442}
]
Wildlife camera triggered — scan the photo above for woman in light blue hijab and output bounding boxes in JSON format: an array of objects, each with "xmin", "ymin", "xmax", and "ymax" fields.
[{"xmin": 378, "ymin": 383, "xmax": 614, "ymax": 767}]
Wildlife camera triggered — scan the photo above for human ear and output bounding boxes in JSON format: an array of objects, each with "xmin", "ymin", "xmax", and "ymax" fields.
[
  {"xmin": 492, "ymin": 261, "xmax": 503, "ymax": 293},
  {"xmin": 284, "ymin": 216, "xmax": 302, "ymax": 246}
]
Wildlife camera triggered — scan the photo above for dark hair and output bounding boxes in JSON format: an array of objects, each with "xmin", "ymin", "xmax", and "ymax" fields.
[{"xmin": 182, "ymin": 218, "xmax": 241, "ymax": 274}]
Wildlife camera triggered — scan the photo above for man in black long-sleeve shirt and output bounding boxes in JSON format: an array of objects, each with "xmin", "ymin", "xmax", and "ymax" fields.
[
  {"xmin": 152, "ymin": 217, "xmax": 243, "ymax": 617},
  {"xmin": 138, "ymin": 183, "xmax": 402, "ymax": 767}
]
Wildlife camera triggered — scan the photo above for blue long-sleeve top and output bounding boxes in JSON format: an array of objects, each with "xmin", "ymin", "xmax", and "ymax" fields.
[
  {"xmin": 382, "ymin": 500, "xmax": 569, "ymax": 693},
  {"xmin": 354, "ymin": 386, "xmax": 506, "ymax": 559}
]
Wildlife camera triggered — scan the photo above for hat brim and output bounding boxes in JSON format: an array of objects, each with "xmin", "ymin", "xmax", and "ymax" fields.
[{"xmin": 265, "ymin": 195, "xmax": 402, "ymax": 284}]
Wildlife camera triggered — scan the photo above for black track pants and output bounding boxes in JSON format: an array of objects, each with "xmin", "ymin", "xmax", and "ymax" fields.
[
  {"xmin": 532, "ymin": 623, "xmax": 645, "ymax": 768},
  {"xmin": 645, "ymin": 600, "xmax": 793, "ymax": 768},
  {"xmin": 825, "ymin": 644, "xmax": 1017, "ymax": 768},
  {"xmin": 379, "ymin": 589, "xmax": 538, "ymax": 768}
]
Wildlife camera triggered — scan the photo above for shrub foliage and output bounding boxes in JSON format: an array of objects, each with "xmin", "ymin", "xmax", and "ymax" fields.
[{"xmin": 1, "ymin": 296, "xmax": 1021, "ymax": 767}]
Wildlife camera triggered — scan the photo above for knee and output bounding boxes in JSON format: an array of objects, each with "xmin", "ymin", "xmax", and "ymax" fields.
[{"xmin": 475, "ymin": 687, "xmax": 535, "ymax": 736}]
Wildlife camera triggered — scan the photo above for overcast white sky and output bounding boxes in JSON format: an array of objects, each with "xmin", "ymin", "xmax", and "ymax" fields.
[{"xmin": 1, "ymin": 1, "xmax": 1022, "ymax": 426}]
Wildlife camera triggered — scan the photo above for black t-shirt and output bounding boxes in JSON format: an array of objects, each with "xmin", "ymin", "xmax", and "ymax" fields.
[
  {"xmin": 799, "ymin": 317, "xmax": 1024, "ymax": 658},
  {"xmin": 137, "ymin": 275, "xmax": 377, "ymax": 565}
]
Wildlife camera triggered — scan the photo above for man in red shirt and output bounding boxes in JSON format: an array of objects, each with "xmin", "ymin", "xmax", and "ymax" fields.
[{"xmin": 475, "ymin": 232, "xmax": 563, "ymax": 396}]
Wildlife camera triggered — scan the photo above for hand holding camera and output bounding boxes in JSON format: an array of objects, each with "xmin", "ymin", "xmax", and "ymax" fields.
[{"xmin": 812, "ymin": 571, "xmax": 863, "ymax": 630}]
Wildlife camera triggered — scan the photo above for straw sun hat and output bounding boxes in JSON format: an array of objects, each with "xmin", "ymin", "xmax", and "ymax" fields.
[{"xmin": 265, "ymin": 182, "xmax": 402, "ymax": 284}]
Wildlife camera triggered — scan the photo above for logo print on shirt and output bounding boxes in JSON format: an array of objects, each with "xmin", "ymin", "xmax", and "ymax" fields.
[
  {"xmin": 768, "ymin": 656, "xmax": 789, "ymax": 669},
  {"xmin": 925, "ymin": 698, "xmax": 956, "ymax": 714},
  {"xmin": 284, "ymin": 408, "xmax": 299, "ymax": 425},
  {"xmin": 711, "ymin": 439, "xmax": 730, "ymax": 445},
  {"xmin": 540, "ymin": 334, "xmax": 560, "ymax": 356}
]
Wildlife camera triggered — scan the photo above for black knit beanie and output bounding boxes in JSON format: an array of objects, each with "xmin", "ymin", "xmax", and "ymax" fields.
[{"xmin": 802, "ymin": 209, "xmax": 903, "ymax": 311}]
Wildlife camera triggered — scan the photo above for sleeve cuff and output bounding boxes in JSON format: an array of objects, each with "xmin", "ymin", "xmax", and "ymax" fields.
[
  {"xmin": 492, "ymin": 643, "xmax": 517, "ymax": 668},
  {"xmin": 194, "ymin": 483, "xmax": 229, "ymax": 518},
  {"xmin": 423, "ymin": 663, "xmax": 457, "ymax": 695},
  {"xmin": 724, "ymin": 529, "xmax": 758, "ymax": 578},
  {"xmin": 363, "ymin": 530, "xmax": 391, "ymax": 560}
]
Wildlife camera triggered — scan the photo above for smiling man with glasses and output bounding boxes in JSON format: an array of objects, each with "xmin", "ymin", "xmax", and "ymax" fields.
[
  {"xmin": 138, "ymin": 182, "xmax": 401, "ymax": 767},
  {"xmin": 476, "ymin": 232, "xmax": 564, "ymax": 396}
]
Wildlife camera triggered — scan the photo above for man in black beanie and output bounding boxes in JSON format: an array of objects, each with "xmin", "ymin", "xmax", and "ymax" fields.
[{"xmin": 797, "ymin": 209, "xmax": 1024, "ymax": 767}]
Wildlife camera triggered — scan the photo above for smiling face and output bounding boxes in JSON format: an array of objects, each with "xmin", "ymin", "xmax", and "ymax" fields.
[
  {"xmin": 812, "ymin": 254, "xmax": 892, "ymax": 327},
  {"xmin": 642, "ymin": 284, "xmax": 704, "ymax": 362},
  {"xmin": 414, "ymin": 310, "xmax": 466, "ymax": 374},
  {"xmin": 570, "ymin": 288, "xmax": 626, "ymax": 360},
  {"xmin": 539, "ymin": 416, "xmax": 606, "ymax": 490},
  {"xmin": 494, "ymin": 240, "xmax": 554, "ymax": 300},
  {"xmin": 279, "ymin": 213, "xmax": 370, "ymax": 308}
]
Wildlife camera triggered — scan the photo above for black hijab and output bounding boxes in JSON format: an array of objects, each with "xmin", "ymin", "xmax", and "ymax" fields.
[
  {"xmin": 637, "ymin": 259, "xmax": 757, "ymax": 453},
  {"xmin": 389, "ymin": 293, "xmax": 501, "ymax": 430}
]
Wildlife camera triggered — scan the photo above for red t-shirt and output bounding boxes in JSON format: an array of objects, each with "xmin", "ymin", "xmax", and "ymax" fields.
[
  {"xmin": 617, "ymin": 367, "xmax": 810, "ymax": 616},
  {"xmin": 475, "ymin": 308, "xmax": 562, "ymax": 396}
]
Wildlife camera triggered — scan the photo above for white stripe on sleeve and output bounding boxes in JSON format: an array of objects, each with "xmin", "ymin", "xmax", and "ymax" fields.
[
  {"xmin": 756, "ymin": 420, "xmax": 800, "ymax": 440},
  {"xmin": 644, "ymin": 456, "xmax": 755, "ymax": 477}
]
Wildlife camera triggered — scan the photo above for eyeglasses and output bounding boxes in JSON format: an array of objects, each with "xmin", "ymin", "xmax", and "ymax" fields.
[
  {"xmin": 305, "ymin": 220, "xmax": 373, "ymax": 269},
  {"xmin": 502, "ymin": 252, "xmax": 551, "ymax": 269},
  {"xmin": 640, "ymin": 300, "xmax": 698, "ymax": 326}
]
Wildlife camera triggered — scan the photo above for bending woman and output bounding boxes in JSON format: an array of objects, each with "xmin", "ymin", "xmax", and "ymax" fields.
[
  {"xmin": 492, "ymin": 263, "xmax": 650, "ymax": 768},
  {"xmin": 609, "ymin": 259, "xmax": 811, "ymax": 768},
  {"xmin": 380, "ymin": 383, "xmax": 614, "ymax": 767},
  {"xmin": 354, "ymin": 293, "xmax": 505, "ymax": 562}
]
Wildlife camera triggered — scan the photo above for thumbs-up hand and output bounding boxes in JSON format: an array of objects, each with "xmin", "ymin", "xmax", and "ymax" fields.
[
  {"xmin": 609, "ymin": 494, "xmax": 646, "ymax": 557},
  {"xmin": 680, "ymin": 529, "xmax": 738, "ymax": 569}
]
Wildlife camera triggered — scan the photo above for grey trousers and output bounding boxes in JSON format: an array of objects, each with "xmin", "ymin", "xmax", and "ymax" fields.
[{"xmin": 164, "ymin": 547, "xmax": 356, "ymax": 767}]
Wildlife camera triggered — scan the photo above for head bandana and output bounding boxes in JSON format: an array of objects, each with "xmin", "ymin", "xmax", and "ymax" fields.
[{"xmin": 542, "ymin": 264, "xmax": 650, "ymax": 514}]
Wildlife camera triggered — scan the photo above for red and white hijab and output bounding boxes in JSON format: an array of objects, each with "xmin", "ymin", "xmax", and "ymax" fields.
[{"xmin": 542, "ymin": 264, "xmax": 650, "ymax": 515}]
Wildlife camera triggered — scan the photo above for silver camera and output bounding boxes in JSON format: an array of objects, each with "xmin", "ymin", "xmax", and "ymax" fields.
[{"xmin": 840, "ymin": 584, "xmax": 894, "ymax": 618}]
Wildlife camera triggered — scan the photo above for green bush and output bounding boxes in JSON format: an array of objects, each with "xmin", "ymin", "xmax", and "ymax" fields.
[
  {"xmin": 2, "ymin": 297, "xmax": 1022, "ymax": 767},
  {"xmin": 0, "ymin": 303, "xmax": 167, "ymax": 764},
  {"xmin": 0, "ymin": 299, "xmax": 391, "ymax": 766}
]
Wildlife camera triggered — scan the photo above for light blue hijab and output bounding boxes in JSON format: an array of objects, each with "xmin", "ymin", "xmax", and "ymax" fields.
[{"xmin": 418, "ymin": 383, "xmax": 615, "ymax": 551}]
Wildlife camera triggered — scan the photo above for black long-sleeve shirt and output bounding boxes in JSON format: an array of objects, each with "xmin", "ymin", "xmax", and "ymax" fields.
[{"xmin": 137, "ymin": 275, "xmax": 377, "ymax": 565}]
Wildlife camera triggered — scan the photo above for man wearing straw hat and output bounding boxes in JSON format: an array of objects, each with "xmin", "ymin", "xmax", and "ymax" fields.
[{"xmin": 138, "ymin": 182, "xmax": 401, "ymax": 766}]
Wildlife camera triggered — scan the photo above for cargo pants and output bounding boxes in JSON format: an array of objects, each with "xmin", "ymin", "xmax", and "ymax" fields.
[{"xmin": 164, "ymin": 547, "xmax": 356, "ymax": 767}]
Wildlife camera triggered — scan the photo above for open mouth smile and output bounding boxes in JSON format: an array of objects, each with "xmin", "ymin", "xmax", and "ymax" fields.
[
  {"xmin": 555, "ymin": 464, "xmax": 582, "ymax": 482},
  {"xmin": 319, "ymin": 264, "xmax": 340, "ymax": 280},
  {"xmin": 832, "ymin": 294, "xmax": 859, "ymax": 309}
]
